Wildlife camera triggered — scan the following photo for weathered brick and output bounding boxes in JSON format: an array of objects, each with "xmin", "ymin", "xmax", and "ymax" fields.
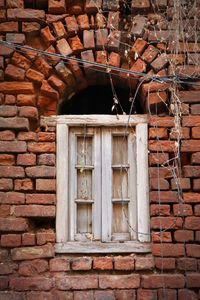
[
  {"xmin": 0, "ymin": 141, "xmax": 26, "ymax": 153},
  {"xmin": 131, "ymin": 58, "xmax": 146, "ymax": 76},
  {"xmin": 1, "ymin": 234, "xmax": 21, "ymax": 247},
  {"xmin": 177, "ymin": 258, "xmax": 197, "ymax": 271},
  {"xmin": 137, "ymin": 289, "xmax": 157, "ymax": 300},
  {"xmin": 142, "ymin": 45, "xmax": 159, "ymax": 63},
  {"xmin": 14, "ymin": 179, "xmax": 33, "ymax": 191},
  {"xmin": 149, "ymin": 167, "xmax": 172, "ymax": 178},
  {"xmin": 6, "ymin": 33, "xmax": 25, "ymax": 44},
  {"xmin": 171, "ymin": 178, "xmax": 191, "ymax": 190},
  {"xmin": 41, "ymin": 26, "xmax": 55, "ymax": 46},
  {"xmin": 114, "ymin": 256, "xmax": 135, "ymax": 270},
  {"xmin": 83, "ymin": 30, "xmax": 95, "ymax": 49},
  {"xmin": 36, "ymin": 179, "xmax": 55, "ymax": 192},
  {"xmin": 10, "ymin": 276, "xmax": 52, "ymax": 291},
  {"xmin": 52, "ymin": 21, "xmax": 66, "ymax": 38},
  {"xmin": 4, "ymin": 94, "xmax": 15, "ymax": 105},
  {"xmin": 99, "ymin": 274, "xmax": 140, "ymax": 289},
  {"xmin": 186, "ymin": 273, "xmax": 200, "ymax": 288},
  {"xmin": 0, "ymin": 166, "xmax": 24, "ymax": 178},
  {"xmin": 0, "ymin": 204, "xmax": 10, "ymax": 217},
  {"xmin": 183, "ymin": 193, "xmax": 200, "ymax": 203},
  {"xmin": 48, "ymin": 0, "xmax": 66, "ymax": 14},
  {"xmin": 149, "ymin": 116, "xmax": 174, "ymax": 127},
  {"xmin": 142, "ymin": 274, "xmax": 185, "ymax": 288},
  {"xmin": 178, "ymin": 289, "xmax": 199, "ymax": 300},
  {"xmin": 150, "ymin": 204, "xmax": 170, "ymax": 216},
  {"xmin": 0, "ymin": 21, "xmax": 18, "ymax": 32},
  {"xmin": 26, "ymin": 194, "xmax": 55, "ymax": 204},
  {"xmin": 93, "ymin": 257, "xmax": 113, "ymax": 270},
  {"xmin": 48, "ymin": 75, "xmax": 66, "ymax": 93},
  {"xmin": 25, "ymin": 166, "xmax": 55, "ymax": 178},
  {"xmin": 186, "ymin": 244, "xmax": 200, "ymax": 258},
  {"xmin": 22, "ymin": 22, "xmax": 41, "ymax": 36},
  {"xmin": 72, "ymin": 257, "xmax": 92, "ymax": 270},
  {"xmin": 26, "ymin": 69, "xmax": 45, "ymax": 84},
  {"xmin": 0, "ymin": 178, "xmax": 13, "ymax": 191},
  {"xmin": 150, "ymin": 191, "xmax": 178, "ymax": 203},
  {"xmin": 95, "ymin": 29, "xmax": 108, "ymax": 49},
  {"xmin": 0, "ymin": 82, "xmax": 34, "ymax": 94},
  {"xmin": 0, "ymin": 217, "xmax": 28, "ymax": 231},
  {"xmin": 183, "ymin": 166, "xmax": 200, "ymax": 177},
  {"xmin": 152, "ymin": 243, "xmax": 185, "ymax": 257},
  {"xmin": 22, "ymin": 233, "xmax": 35, "ymax": 246},
  {"xmin": 28, "ymin": 142, "xmax": 55, "ymax": 153},
  {"xmin": 56, "ymin": 38, "xmax": 73, "ymax": 56},
  {"xmin": 17, "ymin": 154, "xmax": 36, "ymax": 166},
  {"xmin": 130, "ymin": 15, "xmax": 147, "ymax": 37},
  {"xmin": 0, "ymin": 153, "xmax": 15, "ymax": 165},
  {"xmin": 38, "ymin": 154, "xmax": 55, "ymax": 166},
  {"xmin": 26, "ymin": 291, "xmax": 52, "ymax": 300},
  {"xmin": 149, "ymin": 140, "xmax": 176, "ymax": 152},
  {"xmin": 41, "ymin": 80, "xmax": 59, "ymax": 101},
  {"xmin": 11, "ymin": 244, "xmax": 54, "ymax": 260},
  {"xmin": 181, "ymin": 140, "xmax": 200, "ymax": 152},
  {"xmin": 173, "ymin": 204, "xmax": 193, "ymax": 216},
  {"xmin": 149, "ymin": 127, "xmax": 168, "ymax": 139},
  {"xmin": 135, "ymin": 257, "xmax": 154, "ymax": 270},
  {"xmin": 155, "ymin": 257, "xmax": 175, "ymax": 270},
  {"xmin": 55, "ymin": 61, "xmax": 76, "ymax": 88},
  {"xmin": 56, "ymin": 275, "xmax": 98, "ymax": 290},
  {"xmin": 150, "ymin": 178, "xmax": 169, "ymax": 190},
  {"xmin": 0, "ymin": 277, "xmax": 9, "ymax": 290},
  {"xmin": 17, "ymin": 95, "xmax": 36, "ymax": 106},
  {"xmin": 151, "ymin": 217, "xmax": 183, "ymax": 229},
  {"xmin": 68, "ymin": 35, "xmax": 84, "ymax": 52},
  {"xmin": 0, "ymin": 130, "xmax": 15, "ymax": 140},
  {"xmin": 12, "ymin": 52, "xmax": 31, "ymax": 70},
  {"xmin": 7, "ymin": 8, "xmax": 45, "ymax": 21},
  {"xmin": 36, "ymin": 230, "xmax": 55, "ymax": 245},
  {"xmin": 74, "ymin": 290, "xmax": 93, "ymax": 300},
  {"xmin": 192, "ymin": 127, "xmax": 200, "ymax": 139},
  {"xmin": 13, "ymin": 205, "xmax": 55, "ymax": 218},
  {"xmin": 49, "ymin": 257, "xmax": 70, "ymax": 272},
  {"xmin": 34, "ymin": 57, "xmax": 52, "ymax": 78},
  {"xmin": 174, "ymin": 230, "xmax": 194, "ymax": 242},
  {"xmin": 0, "ymin": 191, "xmax": 25, "ymax": 204},
  {"xmin": 149, "ymin": 153, "xmax": 169, "ymax": 165},
  {"xmin": 185, "ymin": 216, "xmax": 200, "ymax": 230},
  {"xmin": 193, "ymin": 179, "xmax": 200, "ymax": 191}
]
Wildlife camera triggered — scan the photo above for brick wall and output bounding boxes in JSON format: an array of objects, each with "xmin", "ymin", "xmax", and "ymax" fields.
[{"xmin": 0, "ymin": 0, "xmax": 200, "ymax": 299}]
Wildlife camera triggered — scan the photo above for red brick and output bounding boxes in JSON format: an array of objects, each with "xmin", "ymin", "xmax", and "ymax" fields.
[
  {"xmin": 22, "ymin": 233, "xmax": 35, "ymax": 246},
  {"xmin": 65, "ymin": 15, "xmax": 78, "ymax": 35},
  {"xmin": 0, "ymin": 130, "xmax": 15, "ymax": 140},
  {"xmin": 149, "ymin": 153, "xmax": 169, "ymax": 165},
  {"xmin": 26, "ymin": 292, "xmax": 52, "ymax": 300},
  {"xmin": 142, "ymin": 274, "xmax": 185, "ymax": 288},
  {"xmin": 182, "ymin": 116, "xmax": 200, "ymax": 127},
  {"xmin": 26, "ymin": 193, "xmax": 55, "ymax": 204},
  {"xmin": 74, "ymin": 290, "xmax": 93, "ymax": 300},
  {"xmin": 149, "ymin": 127, "xmax": 168, "ymax": 139},
  {"xmin": 48, "ymin": 0, "xmax": 66, "ymax": 14},
  {"xmin": 0, "ymin": 262, "xmax": 16, "ymax": 275},
  {"xmin": 25, "ymin": 166, "xmax": 55, "ymax": 178},
  {"xmin": 183, "ymin": 193, "xmax": 200, "ymax": 203},
  {"xmin": 26, "ymin": 69, "xmax": 45, "ymax": 84},
  {"xmin": 0, "ymin": 179, "xmax": 13, "ymax": 191},
  {"xmin": 183, "ymin": 166, "xmax": 200, "ymax": 177},
  {"xmin": 0, "ymin": 154, "xmax": 15, "ymax": 166},
  {"xmin": 150, "ymin": 191, "xmax": 178, "ymax": 203},
  {"xmin": 17, "ymin": 154, "xmax": 36, "ymax": 166},
  {"xmin": 34, "ymin": 57, "xmax": 52, "ymax": 78},
  {"xmin": 115, "ymin": 290, "xmax": 136, "ymax": 300},
  {"xmin": 18, "ymin": 132, "xmax": 37, "ymax": 141},
  {"xmin": 149, "ymin": 167, "xmax": 172, "ymax": 179},
  {"xmin": 17, "ymin": 94, "xmax": 36, "ymax": 106},
  {"xmin": 158, "ymin": 289, "xmax": 177, "ymax": 300},
  {"xmin": 107, "ymin": 11, "xmax": 120, "ymax": 30},
  {"xmin": 41, "ymin": 26, "xmax": 55, "ymax": 46},
  {"xmin": 56, "ymin": 275, "xmax": 98, "ymax": 290},
  {"xmin": 0, "ymin": 166, "xmax": 25, "ymax": 178},
  {"xmin": 174, "ymin": 230, "xmax": 194, "ymax": 242},
  {"xmin": 186, "ymin": 273, "xmax": 200, "ymax": 288},
  {"xmin": 149, "ymin": 116, "xmax": 174, "ymax": 127},
  {"xmin": 130, "ymin": 39, "xmax": 147, "ymax": 59},
  {"xmin": 83, "ymin": 30, "xmax": 95, "ymax": 49},
  {"xmin": 137, "ymin": 289, "xmax": 157, "ymax": 300},
  {"xmin": 52, "ymin": 21, "xmax": 66, "ymax": 38},
  {"xmin": 178, "ymin": 289, "xmax": 199, "ymax": 300},
  {"xmin": 41, "ymin": 80, "xmax": 59, "ymax": 101},
  {"xmin": 38, "ymin": 154, "xmax": 55, "ymax": 166},
  {"xmin": 135, "ymin": 257, "xmax": 154, "ymax": 270},
  {"xmin": 0, "ymin": 204, "xmax": 10, "ymax": 217},
  {"xmin": 192, "ymin": 127, "xmax": 200, "ymax": 138},
  {"xmin": 36, "ymin": 230, "xmax": 55, "ymax": 245},
  {"xmin": 155, "ymin": 257, "xmax": 175, "ymax": 270},
  {"xmin": 11, "ymin": 244, "xmax": 54, "ymax": 260},
  {"xmin": 152, "ymin": 244, "xmax": 185, "ymax": 257},
  {"xmin": 131, "ymin": 58, "xmax": 146, "ymax": 76},
  {"xmin": 173, "ymin": 204, "xmax": 193, "ymax": 216},
  {"xmin": 0, "ymin": 21, "xmax": 18, "ymax": 32},
  {"xmin": 0, "ymin": 106, "xmax": 17, "ymax": 118},
  {"xmin": 191, "ymin": 104, "xmax": 200, "ymax": 115},
  {"xmin": 56, "ymin": 38, "xmax": 73, "ymax": 56},
  {"xmin": 72, "ymin": 257, "xmax": 92, "ymax": 270},
  {"xmin": 22, "ymin": 22, "xmax": 41, "ymax": 36},
  {"xmin": 68, "ymin": 35, "xmax": 84, "ymax": 52},
  {"xmin": 151, "ymin": 232, "xmax": 172, "ymax": 243},
  {"xmin": 1, "ymin": 234, "xmax": 21, "ymax": 247},
  {"xmin": 191, "ymin": 152, "xmax": 200, "ymax": 165},
  {"xmin": 0, "ymin": 191, "xmax": 25, "ymax": 204},
  {"xmin": 12, "ymin": 52, "xmax": 31, "ymax": 70},
  {"xmin": 37, "ymin": 132, "xmax": 55, "ymax": 142},
  {"xmin": 182, "ymin": 140, "xmax": 200, "ymax": 152},
  {"xmin": 28, "ymin": 142, "xmax": 55, "ymax": 153},
  {"xmin": 48, "ymin": 75, "xmax": 66, "ymax": 93},
  {"xmin": 171, "ymin": 178, "xmax": 191, "ymax": 190},
  {"xmin": 0, "ymin": 277, "xmax": 9, "ymax": 290},
  {"xmin": 10, "ymin": 276, "xmax": 52, "ymax": 291},
  {"xmin": 0, "ymin": 217, "xmax": 28, "ymax": 231},
  {"xmin": 99, "ymin": 274, "xmax": 140, "ymax": 289},
  {"xmin": 95, "ymin": 29, "xmax": 108, "ymax": 49},
  {"xmin": 13, "ymin": 205, "xmax": 55, "ymax": 218},
  {"xmin": 150, "ymin": 204, "xmax": 170, "ymax": 216},
  {"xmin": 94, "ymin": 290, "xmax": 115, "ymax": 300},
  {"xmin": 193, "ymin": 179, "xmax": 200, "ymax": 191},
  {"xmin": 0, "ymin": 43, "xmax": 14, "ymax": 56},
  {"xmin": 177, "ymin": 91, "xmax": 200, "ymax": 103},
  {"xmin": 177, "ymin": 258, "xmax": 197, "ymax": 271},
  {"xmin": 186, "ymin": 244, "xmax": 200, "ymax": 257},
  {"xmin": 0, "ymin": 81, "xmax": 34, "ymax": 94},
  {"xmin": 185, "ymin": 216, "xmax": 200, "ymax": 230},
  {"xmin": 151, "ymin": 216, "xmax": 183, "ymax": 230},
  {"xmin": 142, "ymin": 45, "xmax": 159, "ymax": 64},
  {"xmin": 108, "ymin": 52, "xmax": 120, "ymax": 68},
  {"xmin": 52, "ymin": 291, "xmax": 73, "ymax": 300},
  {"xmin": 96, "ymin": 50, "xmax": 107, "ymax": 65},
  {"xmin": 93, "ymin": 257, "xmax": 113, "ymax": 270},
  {"xmin": 7, "ymin": 8, "xmax": 45, "ymax": 21},
  {"xmin": 35, "ymin": 179, "xmax": 55, "ymax": 192},
  {"xmin": 149, "ymin": 140, "xmax": 176, "ymax": 152},
  {"xmin": 77, "ymin": 14, "xmax": 90, "ymax": 30},
  {"xmin": 141, "ymin": 81, "xmax": 170, "ymax": 96},
  {"xmin": 0, "ymin": 141, "xmax": 27, "ymax": 153},
  {"xmin": 114, "ymin": 256, "xmax": 135, "ymax": 270},
  {"xmin": 14, "ymin": 179, "xmax": 33, "ymax": 191},
  {"xmin": 150, "ymin": 178, "xmax": 169, "ymax": 190},
  {"xmin": 195, "ymin": 204, "xmax": 200, "ymax": 215},
  {"xmin": 170, "ymin": 127, "xmax": 190, "ymax": 140},
  {"xmin": 6, "ymin": 33, "xmax": 25, "ymax": 44},
  {"xmin": 4, "ymin": 94, "xmax": 15, "ymax": 105},
  {"xmin": 0, "ymin": 249, "xmax": 8, "ymax": 262},
  {"xmin": 49, "ymin": 257, "xmax": 70, "ymax": 272}
]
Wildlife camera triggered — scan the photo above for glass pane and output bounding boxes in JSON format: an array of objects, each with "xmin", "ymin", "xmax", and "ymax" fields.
[
  {"xmin": 112, "ymin": 203, "xmax": 129, "ymax": 233},
  {"xmin": 112, "ymin": 169, "xmax": 128, "ymax": 199},
  {"xmin": 77, "ymin": 137, "xmax": 92, "ymax": 165},
  {"xmin": 112, "ymin": 136, "xmax": 128, "ymax": 165},
  {"xmin": 77, "ymin": 169, "xmax": 92, "ymax": 200},
  {"xmin": 77, "ymin": 204, "xmax": 92, "ymax": 233}
]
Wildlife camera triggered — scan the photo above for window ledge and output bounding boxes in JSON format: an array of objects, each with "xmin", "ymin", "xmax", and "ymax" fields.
[{"xmin": 55, "ymin": 241, "xmax": 151, "ymax": 254}]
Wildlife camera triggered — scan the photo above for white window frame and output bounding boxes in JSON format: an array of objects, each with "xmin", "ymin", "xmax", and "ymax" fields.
[{"xmin": 53, "ymin": 114, "xmax": 150, "ymax": 253}]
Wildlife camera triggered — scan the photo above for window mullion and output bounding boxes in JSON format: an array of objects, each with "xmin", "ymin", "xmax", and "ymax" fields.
[{"xmin": 101, "ymin": 128, "xmax": 112, "ymax": 242}]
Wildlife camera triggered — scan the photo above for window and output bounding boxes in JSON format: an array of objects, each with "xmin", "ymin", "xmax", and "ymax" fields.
[{"xmin": 55, "ymin": 115, "xmax": 150, "ymax": 253}]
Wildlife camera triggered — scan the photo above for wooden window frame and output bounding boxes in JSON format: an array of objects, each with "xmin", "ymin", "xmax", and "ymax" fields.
[{"xmin": 54, "ymin": 115, "xmax": 150, "ymax": 253}]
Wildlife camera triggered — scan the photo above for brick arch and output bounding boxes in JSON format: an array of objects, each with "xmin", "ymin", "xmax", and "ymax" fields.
[{"xmin": 2, "ymin": 1, "xmax": 171, "ymax": 118}]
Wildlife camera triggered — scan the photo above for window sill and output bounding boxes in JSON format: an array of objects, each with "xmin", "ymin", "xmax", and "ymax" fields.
[{"xmin": 55, "ymin": 241, "xmax": 151, "ymax": 254}]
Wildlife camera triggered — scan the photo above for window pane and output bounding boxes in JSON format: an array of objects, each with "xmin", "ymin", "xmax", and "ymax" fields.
[
  {"xmin": 112, "ymin": 136, "xmax": 128, "ymax": 165},
  {"xmin": 77, "ymin": 204, "xmax": 92, "ymax": 234},
  {"xmin": 77, "ymin": 137, "xmax": 93, "ymax": 165},
  {"xmin": 112, "ymin": 203, "xmax": 129, "ymax": 233},
  {"xmin": 112, "ymin": 169, "xmax": 128, "ymax": 199},
  {"xmin": 77, "ymin": 169, "xmax": 92, "ymax": 200}
]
